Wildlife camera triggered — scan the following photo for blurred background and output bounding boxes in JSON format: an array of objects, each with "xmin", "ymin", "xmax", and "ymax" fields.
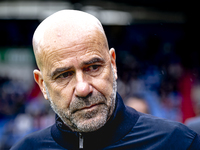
[{"xmin": 0, "ymin": 0, "xmax": 199, "ymax": 149}]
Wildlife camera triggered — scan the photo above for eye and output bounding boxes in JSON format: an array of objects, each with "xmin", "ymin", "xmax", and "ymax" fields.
[
  {"xmin": 85, "ymin": 65, "xmax": 100, "ymax": 72},
  {"xmin": 57, "ymin": 71, "xmax": 74, "ymax": 79}
]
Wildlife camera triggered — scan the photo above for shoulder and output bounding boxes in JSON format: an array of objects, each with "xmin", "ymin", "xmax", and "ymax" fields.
[
  {"xmin": 136, "ymin": 112, "xmax": 187, "ymax": 131},
  {"xmin": 10, "ymin": 126, "xmax": 52, "ymax": 150},
  {"xmin": 126, "ymin": 106, "xmax": 191, "ymax": 135},
  {"xmin": 135, "ymin": 112, "xmax": 197, "ymax": 137},
  {"xmin": 115, "ymin": 107, "xmax": 199, "ymax": 149},
  {"xmin": 134, "ymin": 112, "xmax": 199, "ymax": 148}
]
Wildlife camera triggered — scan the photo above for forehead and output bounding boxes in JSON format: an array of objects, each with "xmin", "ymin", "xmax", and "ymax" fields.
[
  {"xmin": 39, "ymin": 15, "xmax": 106, "ymax": 49},
  {"xmin": 40, "ymin": 28, "xmax": 109, "ymax": 75}
]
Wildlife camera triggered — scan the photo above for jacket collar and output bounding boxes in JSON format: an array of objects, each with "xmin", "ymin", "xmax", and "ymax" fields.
[{"xmin": 51, "ymin": 93, "xmax": 139, "ymax": 149}]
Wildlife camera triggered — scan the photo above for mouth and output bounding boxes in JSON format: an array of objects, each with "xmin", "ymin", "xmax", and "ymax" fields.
[
  {"xmin": 73, "ymin": 103, "xmax": 104, "ymax": 113},
  {"xmin": 82, "ymin": 104, "xmax": 99, "ymax": 110}
]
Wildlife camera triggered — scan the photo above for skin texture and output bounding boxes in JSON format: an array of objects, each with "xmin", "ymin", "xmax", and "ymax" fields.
[{"xmin": 32, "ymin": 10, "xmax": 118, "ymax": 132}]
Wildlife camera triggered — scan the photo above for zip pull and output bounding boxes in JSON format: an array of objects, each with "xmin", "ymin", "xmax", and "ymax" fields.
[{"xmin": 79, "ymin": 133, "xmax": 84, "ymax": 149}]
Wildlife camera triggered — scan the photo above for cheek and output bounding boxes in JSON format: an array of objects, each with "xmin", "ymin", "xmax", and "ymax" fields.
[
  {"xmin": 92, "ymin": 67, "xmax": 114, "ymax": 98},
  {"xmin": 48, "ymin": 84, "xmax": 72, "ymax": 109}
]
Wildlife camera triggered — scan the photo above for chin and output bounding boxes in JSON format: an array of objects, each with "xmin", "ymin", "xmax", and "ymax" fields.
[{"xmin": 76, "ymin": 114, "xmax": 107, "ymax": 132}]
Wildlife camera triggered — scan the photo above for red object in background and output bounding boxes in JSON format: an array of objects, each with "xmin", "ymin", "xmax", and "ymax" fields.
[
  {"xmin": 28, "ymin": 82, "xmax": 41, "ymax": 101},
  {"xmin": 179, "ymin": 71, "xmax": 196, "ymax": 123}
]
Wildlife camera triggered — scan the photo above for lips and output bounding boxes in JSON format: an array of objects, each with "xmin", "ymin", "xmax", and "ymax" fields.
[
  {"xmin": 81, "ymin": 103, "xmax": 99, "ymax": 110},
  {"xmin": 73, "ymin": 103, "xmax": 103, "ymax": 113}
]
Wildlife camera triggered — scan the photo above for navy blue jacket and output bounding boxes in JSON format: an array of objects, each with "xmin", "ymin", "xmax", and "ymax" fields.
[{"xmin": 11, "ymin": 93, "xmax": 200, "ymax": 150}]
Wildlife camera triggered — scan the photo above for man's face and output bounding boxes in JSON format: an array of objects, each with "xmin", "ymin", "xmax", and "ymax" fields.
[{"xmin": 36, "ymin": 28, "xmax": 117, "ymax": 132}]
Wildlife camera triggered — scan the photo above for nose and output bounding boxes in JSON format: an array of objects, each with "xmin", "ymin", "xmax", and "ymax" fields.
[{"xmin": 74, "ymin": 72, "xmax": 93, "ymax": 97}]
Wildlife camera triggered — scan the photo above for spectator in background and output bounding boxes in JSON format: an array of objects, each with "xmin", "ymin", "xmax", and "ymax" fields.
[
  {"xmin": 185, "ymin": 83, "xmax": 200, "ymax": 134},
  {"xmin": 125, "ymin": 94, "xmax": 150, "ymax": 114}
]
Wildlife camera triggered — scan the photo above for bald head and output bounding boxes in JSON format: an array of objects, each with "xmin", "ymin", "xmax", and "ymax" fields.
[{"xmin": 33, "ymin": 10, "xmax": 108, "ymax": 70}]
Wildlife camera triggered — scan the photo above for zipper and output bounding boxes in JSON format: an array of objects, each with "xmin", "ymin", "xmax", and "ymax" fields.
[{"xmin": 79, "ymin": 133, "xmax": 84, "ymax": 149}]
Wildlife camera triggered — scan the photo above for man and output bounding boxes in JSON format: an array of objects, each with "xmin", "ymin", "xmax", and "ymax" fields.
[{"xmin": 11, "ymin": 10, "xmax": 200, "ymax": 150}]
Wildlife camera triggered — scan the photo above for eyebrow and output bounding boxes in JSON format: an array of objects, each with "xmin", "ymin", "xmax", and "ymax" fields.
[
  {"xmin": 82, "ymin": 57, "xmax": 105, "ymax": 66},
  {"xmin": 51, "ymin": 66, "xmax": 73, "ymax": 78},
  {"xmin": 50, "ymin": 57, "xmax": 105, "ymax": 78}
]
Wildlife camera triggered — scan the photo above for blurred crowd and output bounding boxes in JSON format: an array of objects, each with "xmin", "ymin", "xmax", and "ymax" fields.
[
  {"xmin": 0, "ymin": 77, "xmax": 55, "ymax": 149},
  {"xmin": 1, "ymin": 23, "xmax": 200, "ymax": 149}
]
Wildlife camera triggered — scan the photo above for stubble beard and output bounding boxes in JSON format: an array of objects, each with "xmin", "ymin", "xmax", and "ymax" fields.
[{"xmin": 45, "ymin": 66, "xmax": 117, "ymax": 132}]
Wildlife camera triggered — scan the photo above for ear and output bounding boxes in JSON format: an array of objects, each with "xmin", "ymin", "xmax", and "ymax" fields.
[
  {"xmin": 33, "ymin": 69, "xmax": 48, "ymax": 100},
  {"xmin": 109, "ymin": 48, "xmax": 118, "ymax": 80}
]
